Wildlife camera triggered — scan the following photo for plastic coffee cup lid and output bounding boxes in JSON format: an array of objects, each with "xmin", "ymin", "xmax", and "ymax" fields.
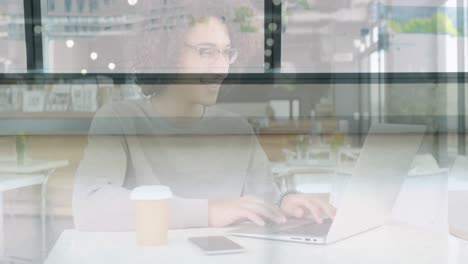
[{"xmin": 130, "ymin": 185, "xmax": 173, "ymax": 200}]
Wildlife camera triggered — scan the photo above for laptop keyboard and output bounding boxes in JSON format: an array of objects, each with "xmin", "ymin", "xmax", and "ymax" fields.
[
  {"xmin": 282, "ymin": 219, "xmax": 333, "ymax": 236},
  {"xmin": 232, "ymin": 218, "xmax": 333, "ymax": 237},
  {"xmin": 264, "ymin": 220, "xmax": 313, "ymax": 232}
]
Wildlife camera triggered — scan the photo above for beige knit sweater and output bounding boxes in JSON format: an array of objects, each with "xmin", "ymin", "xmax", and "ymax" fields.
[{"xmin": 73, "ymin": 98, "xmax": 279, "ymax": 231}]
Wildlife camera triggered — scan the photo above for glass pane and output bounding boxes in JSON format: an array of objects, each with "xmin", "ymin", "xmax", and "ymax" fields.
[
  {"xmin": 0, "ymin": 0, "xmax": 26, "ymax": 73},
  {"xmin": 281, "ymin": 0, "xmax": 468, "ymax": 73},
  {"xmin": 281, "ymin": 0, "xmax": 372, "ymax": 73},
  {"xmin": 2, "ymin": 79, "xmax": 462, "ymax": 260},
  {"xmin": 41, "ymin": 0, "xmax": 264, "ymax": 73},
  {"xmin": 460, "ymin": 80, "xmax": 468, "ymax": 155},
  {"xmin": 385, "ymin": 82, "xmax": 461, "ymax": 163}
]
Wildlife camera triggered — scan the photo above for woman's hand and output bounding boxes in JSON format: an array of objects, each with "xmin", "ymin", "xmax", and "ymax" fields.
[
  {"xmin": 280, "ymin": 194, "xmax": 336, "ymax": 224},
  {"xmin": 208, "ymin": 195, "xmax": 286, "ymax": 227}
]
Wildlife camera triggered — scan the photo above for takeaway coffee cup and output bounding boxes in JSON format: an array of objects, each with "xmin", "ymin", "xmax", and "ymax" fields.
[{"xmin": 130, "ymin": 185, "xmax": 173, "ymax": 246}]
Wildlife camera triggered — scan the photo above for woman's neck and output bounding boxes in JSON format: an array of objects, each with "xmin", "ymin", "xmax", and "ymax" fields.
[{"xmin": 151, "ymin": 92, "xmax": 205, "ymax": 123}]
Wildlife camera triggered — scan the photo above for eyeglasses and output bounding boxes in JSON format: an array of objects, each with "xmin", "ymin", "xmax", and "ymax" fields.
[{"xmin": 184, "ymin": 43, "xmax": 239, "ymax": 65}]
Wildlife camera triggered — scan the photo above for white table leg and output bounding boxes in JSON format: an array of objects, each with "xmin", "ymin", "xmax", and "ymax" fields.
[
  {"xmin": 449, "ymin": 235, "xmax": 468, "ymax": 264},
  {"xmin": 459, "ymin": 239, "xmax": 468, "ymax": 263},
  {"xmin": 0, "ymin": 185, "xmax": 34, "ymax": 264},
  {"xmin": 41, "ymin": 182, "xmax": 46, "ymax": 260},
  {"xmin": 41, "ymin": 170, "xmax": 53, "ymax": 261},
  {"xmin": 0, "ymin": 192, "xmax": 4, "ymax": 257}
]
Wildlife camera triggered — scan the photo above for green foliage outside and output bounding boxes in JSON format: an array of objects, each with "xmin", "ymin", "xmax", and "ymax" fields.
[
  {"xmin": 386, "ymin": 84, "xmax": 446, "ymax": 132},
  {"xmin": 296, "ymin": 0, "xmax": 310, "ymax": 10},
  {"xmin": 187, "ymin": 15, "xmax": 209, "ymax": 26},
  {"xmin": 387, "ymin": 12, "xmax": 462, "ymax": 36},
  {"xmin": 186, "ymin": 7, "xmax": 258, "ymax": 32},
  {"xmin": 16, "ymin": 133, "xmax": 27, "ymax": 165},
  {"xmin": 234, "ymin": 6, "xmax": 257, "ymax": 32},
  {"xmin": 281, "ymin": 1, "xmax": 309, "ymax": 33},
  {"xmin": 282, "ymin": 2, "xmax": 289, "ymax": 33}
]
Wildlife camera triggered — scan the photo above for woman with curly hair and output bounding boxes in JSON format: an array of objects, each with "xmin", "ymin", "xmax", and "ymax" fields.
[{"xmin": 73, "ymin": 0, "xmax": 335, "ymax": 231}]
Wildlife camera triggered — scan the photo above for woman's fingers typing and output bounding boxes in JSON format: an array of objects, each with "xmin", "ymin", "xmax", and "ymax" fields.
[
  {"xmin": 238, "ymin": 208, "xmax": 266, "ymax": 226},
  {"xmin": 290, "ymin": 198, "xmax": 324, "ymax": 223},
  {"xmin": 209, "ymin": 196, "xmax": 286, "ymax": 227},
  {"xmin": 280, "ymin": 194, "xmax": 337, "ymax": 223},
  {"xmin": 243, "ymin": 196, "xmax": 286, "ymax": 222},
  {"xmin": 240, "ymin": 201, "xmax": 285, "ymax": 224},
  {"xmin": 312, "ymin": 197, "xmax": 337, "ymax": 220}
]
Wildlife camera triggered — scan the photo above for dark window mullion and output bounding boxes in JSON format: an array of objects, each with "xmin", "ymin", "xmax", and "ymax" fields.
[
  {"xmin": 457, "ymin": 0, "xmax": 466, "ymax": 155},
  {"xmin": 23, "ymin": 0, "xmax": 44, "ymax": 72},
  {"xmin": 264, "ymin": 0, "xmax": 282, "ymax": 72},
  {"xmin": 1, "ymin": 72, "xmax": 465, "ymax": 85}
]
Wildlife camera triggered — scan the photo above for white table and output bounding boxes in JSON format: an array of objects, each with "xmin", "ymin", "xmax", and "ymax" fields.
[
  {"xmin": 449, "ymin": 235, "xmax": 468, "ymax": 264},
  {"xmin": 0, "ymin": 160, "xmax": 69, "ymax": 262},
  {"xmin": 45, "ymin": 223, "xmax": 448, "ymax": 264},
  {"xmin": 448, "ymin": 190, "xmax": 468, "ymax": 264},
  {"xmin": 447, "ymin": 156, "xmax": 468, "ymax": 264}
]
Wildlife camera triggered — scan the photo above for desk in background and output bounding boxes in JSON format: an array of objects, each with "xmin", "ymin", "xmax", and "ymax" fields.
[
  {"xmin": 45, "ymin": 223, "xmax": 447, "ymax": 264},
  {"xmin": 0, "ymin": 159, "xmax": 68, "ymax": 262}
]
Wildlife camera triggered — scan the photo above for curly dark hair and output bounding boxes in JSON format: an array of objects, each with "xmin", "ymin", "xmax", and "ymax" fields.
[{"xmin": 131, "ymin": 0, "xmax": 264, "ymax": 75}]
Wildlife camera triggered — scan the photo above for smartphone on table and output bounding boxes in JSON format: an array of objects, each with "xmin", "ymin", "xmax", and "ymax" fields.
[{"xmin": 188, "ymin": 236, "xmax": 245, "ymax": 255}]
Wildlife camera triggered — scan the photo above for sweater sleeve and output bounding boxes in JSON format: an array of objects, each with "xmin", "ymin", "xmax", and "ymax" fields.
[
  {"xmin": 72, "ymin": 104, "xmax": 209, "ymax": 231},
  {"xmin": 241, "ymin": 134, "xmax": 281, "ymax": 203}
]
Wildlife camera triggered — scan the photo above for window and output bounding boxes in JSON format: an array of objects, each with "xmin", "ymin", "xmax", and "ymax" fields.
[
  {"xmin": 40, "ymin": 0, "xmax": 264, "ymax": 73},
  {"xmin": 0, "ymin": 0, "xmax": 26, "ymax": 73},
  {"xmin": 281, "ymin": 0, "xmax": 371, "ymax": 73},
  {"xmin": 281, "ymin": 1, "xmax": 468, "ymax": 73}
]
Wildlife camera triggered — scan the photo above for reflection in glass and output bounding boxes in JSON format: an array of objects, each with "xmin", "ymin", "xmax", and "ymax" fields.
[
  {"xmin": 281, "ymin": 0, "xmax": 468, "ymax": 73},
  {"xmin": 47, "ymin": 0, "xmax": 56, "ymax": 12},
  {"xmin": 41, "ymin": 0, "xmax": 264, "ymax": 73},
  {"xmin": 65, "ymin": 0, "xmax": 72, "ymax": 12},
  {"xmin": 0, "ymin": 0, "xmax": 26, "ymax": 73}
]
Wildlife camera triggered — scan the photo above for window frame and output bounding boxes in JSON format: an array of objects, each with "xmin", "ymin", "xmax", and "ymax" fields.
[{"xmin": 2, "ymin": 0, "xmax": 466, "ymax": 154}]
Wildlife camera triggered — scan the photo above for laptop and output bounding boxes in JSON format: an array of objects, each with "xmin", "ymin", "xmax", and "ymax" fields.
[{"xmin": 230, "ymin": 123, "xmax": 426, "ymax": 244}]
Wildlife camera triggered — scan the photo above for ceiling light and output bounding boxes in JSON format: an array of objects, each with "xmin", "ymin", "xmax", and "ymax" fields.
[
  {"xmin": 90, "ymin": 52, "xmax": 98, "ymax": 60},
  {"xmin": 66, "ymin": 39, "xmax": 74, "ymax": 48}
]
